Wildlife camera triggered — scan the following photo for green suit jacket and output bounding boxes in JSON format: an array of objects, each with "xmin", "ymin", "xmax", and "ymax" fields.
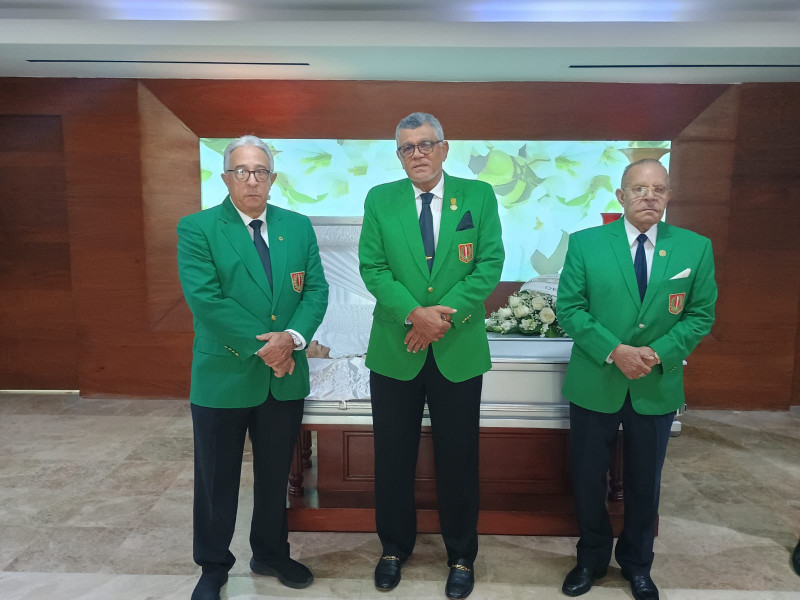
[
  {"xmin": 556, "ymin": 218, "xmax": 717, "ymax": 415},
  {"xmin": 359, "ymin": 173, "xmax": 504, "ymax": 382},
  {"xmin": 177, "ymin": 197, "xmax": 328, "ymax": 408}
]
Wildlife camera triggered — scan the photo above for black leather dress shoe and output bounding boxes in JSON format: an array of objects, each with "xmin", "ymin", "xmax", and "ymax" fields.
[
  {"xmin": 561, "ymin": 565, "xmax": 606, "ymax": 597},
  {"xmin": 250, "ymin": 556, "xmax": 314, "ymax": 589},
  {"xmin": 374, "ymin": 555, "xmax": 403, "ymax": 591},
  {"xmin": 622, "ymin": 570, "xmax": 659, "ymax": 600},
  {"xmin": 792, "ymin": 539, "xmax": 800, "ymax": 576},
  {"xmin": 445, "ymin": 558, "xmax": 474, "ymax": 599},
  {"xmin": 191, "ymin": 572, "xmax": 228, "ymax": 600}
]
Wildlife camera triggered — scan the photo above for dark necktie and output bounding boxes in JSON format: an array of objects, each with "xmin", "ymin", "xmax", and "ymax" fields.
[
  {"xmin": 419, "ymin": 192, "xmax": 435, "ymax": 272},
  {"xmin": 634, "ymin": 233, "xmax": 648, "ymax": 301},
  {"xmin": 249, "ymin": 219, "xmax": 273, "ymax": 289}
]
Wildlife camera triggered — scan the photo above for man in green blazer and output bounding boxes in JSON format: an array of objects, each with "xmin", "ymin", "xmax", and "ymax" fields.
[
  {"xmin": 557, "ymin": 158, "xmax": 717, "ymax": 600},
  {"xmin": 359, "ymin": 113, "xmax": 504, "ymax": 599},
  {"xmin": 177, "ymin": 136, "xmax": 327, "ymax": 600}
]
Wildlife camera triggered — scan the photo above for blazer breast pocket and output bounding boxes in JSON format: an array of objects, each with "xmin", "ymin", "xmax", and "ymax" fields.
[
  {"xmin": 661, "ymin": 278, "xmax": 691, "ymax": 294},
  {"xmin": 455, "ymin": 211, "xmax": 474, "ymax": 231},
  {"xmin": 660, "ymin": 279, "xmax": 690, "ymax": 315}
]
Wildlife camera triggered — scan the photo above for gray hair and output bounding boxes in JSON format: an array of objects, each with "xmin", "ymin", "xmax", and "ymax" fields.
[
  {"xmin": 621, "ymin": 158, "xmax": 670, "ymax": 188},
  {"xmin": 223, "ymin": 135, "xmax": 274, "ymax": 171},
  {"xmin": 395, "ymin": 112, "xmax": 445, "ymax": 144}
]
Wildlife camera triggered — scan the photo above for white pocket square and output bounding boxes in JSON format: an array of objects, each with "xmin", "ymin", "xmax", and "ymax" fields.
[{"xmin": 670, "ymin": 268, "xmax": 691, "ymax": 280}]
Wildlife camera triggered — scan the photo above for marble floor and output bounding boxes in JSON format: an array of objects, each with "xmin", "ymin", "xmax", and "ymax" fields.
[{"xmin": 0, "ymin": 392, "xmax": 798, "ymax": 600}]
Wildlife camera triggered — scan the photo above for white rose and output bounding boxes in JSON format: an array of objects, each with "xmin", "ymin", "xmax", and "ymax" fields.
[
  {"xmin": 520, "ymin": 318, "xmax": 534, "ymax": 330},
  {"xmin": 508, "ymin": 295, "xmax": 522, "ymax": 307},
  {"xmin": 513, "ymin": 305, "xmax": 531, "ymax": 318},
  {"xmin": 539, "ymin": 307, "xmax": 556, "ymax": 324},
  {"xmin": 497, "ymin": 307, "xmax": 513, "ymax": 319},
  {"xmin": 530, "ymin": 295, "xmax": 546, "ymax": 311},
  {"xmin": 501, "ymin": 320, "xmax": 516, "ymax": 332}
]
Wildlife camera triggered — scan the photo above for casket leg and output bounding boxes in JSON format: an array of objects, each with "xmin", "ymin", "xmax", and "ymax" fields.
[
  {"xmin": 288, "ymin": 434, "xmax": 305, "ymax": 497},
  {"xmin": 301, "ymin": 430, "xmax": 313, "ymax": 469}
]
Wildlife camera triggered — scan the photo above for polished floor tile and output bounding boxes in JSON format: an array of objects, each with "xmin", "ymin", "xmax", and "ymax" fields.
[{"xmin": 0, "ymin": 393, "xmax": 798, "ymax": 599}]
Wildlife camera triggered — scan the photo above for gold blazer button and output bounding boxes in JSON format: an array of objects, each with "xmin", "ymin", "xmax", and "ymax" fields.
[
  {"xmin": 427, "ymin": 287, "xmax": 434, "ymax": 293},
  {"xmin": 271, "ymin": 315, "xmax": 277, "ymax": 321}
]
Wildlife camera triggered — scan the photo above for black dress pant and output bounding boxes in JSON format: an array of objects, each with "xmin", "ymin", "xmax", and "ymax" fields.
[
  {"xmin": 569, "ymin": 395, "xmax": 674, "ymax": 576},
  {"xmin": 191, "ymin": 395, "xmax": 304, "ymax": 576},
  {"xmin": 370, "ymin": 350, "xmax": 482, "ymax": 565}
]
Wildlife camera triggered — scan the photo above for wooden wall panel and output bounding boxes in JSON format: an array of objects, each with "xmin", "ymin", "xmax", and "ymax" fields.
[
  {"xmin": 59, "ymin": 80, "xmax": 192, "ymax": 397},
  {"xmin": 718, "ymin": 84, "xmax": 800, "ymax": 409},
  {"xmin": 143, "ymin": 80, "xmax": 727, "ymax": 140},
  {"xmin": 138, "ymin": 83, "xmax": 200, "ymax": 331},
  {"xmin": 0, "ymin": 114, "xmax": 77, "ymax": 389}
]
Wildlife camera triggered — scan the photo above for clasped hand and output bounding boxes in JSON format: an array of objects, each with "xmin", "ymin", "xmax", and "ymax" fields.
[
  {"xmin": 611, "ymin": 344, "xmax": 659, "ymax": 380},
  {"xmin": 404, "ymin": 305, "xmax": 457, "ymax": 353},
  {"xmin": 256, "ymin": 331, "xmax": 295, "ymax": 378}
]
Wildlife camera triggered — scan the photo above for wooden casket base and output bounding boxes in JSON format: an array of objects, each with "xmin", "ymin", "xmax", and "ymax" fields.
[{"xmin": 287, "ymin": 425, "xmax": 627, "ymax": 536}]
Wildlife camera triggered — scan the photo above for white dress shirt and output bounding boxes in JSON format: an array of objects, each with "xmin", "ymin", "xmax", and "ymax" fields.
[
  {"xmin": 231, "ymin": 202, "xmax": 306, "ymax": 350},
  {"xmin": 411, "ymin": 175, "xmax": 445, "ymax": 248},
  {"xmin": 623, "ymin": 217, "xmax": 658, "ymax": 283},
  {"xmin": 233, "ymin": 203, "xmax": 269, "ymax": 246}
]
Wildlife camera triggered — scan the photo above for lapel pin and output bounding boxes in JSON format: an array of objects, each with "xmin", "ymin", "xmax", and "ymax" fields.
[
  {"xmin": 278, "ymin": 236, "xmax": 284, "ymax": 242},
  {"xmin": 659, "ymin": 250, "xmax": 667, "ymax": 257},
  {"xmin": 450, "ymin": 197, "xmax": 458, "ymax": 211}
]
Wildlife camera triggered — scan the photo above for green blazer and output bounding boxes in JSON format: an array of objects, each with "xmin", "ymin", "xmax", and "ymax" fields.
[
  {"xmin": 556, "ymin": 218, "xmax": 717, "ymax": 415},
  {"xmin": 177, "ymin": 197, "xmax": 328, "ymax": 408},
  {"xmin": 359, "ymin": 173, "xmax": 504, "ymax": 382}
]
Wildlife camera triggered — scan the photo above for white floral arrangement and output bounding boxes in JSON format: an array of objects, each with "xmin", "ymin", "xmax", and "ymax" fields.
[{"xmin": 486, "ymin": 291, "xmax": 568, "ymax": 338}]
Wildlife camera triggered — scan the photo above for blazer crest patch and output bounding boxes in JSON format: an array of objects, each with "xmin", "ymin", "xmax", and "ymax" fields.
[
  {"xmin": 458, "ymin": 243, "xmax": 474, "ymax": 263},
  {"xmin": 290, "ymin": 271, "xmax": 305, "ymax": 293},
  {"xmin": 668, "ymin": 292, "xmax": 685, "ymax": 315}
]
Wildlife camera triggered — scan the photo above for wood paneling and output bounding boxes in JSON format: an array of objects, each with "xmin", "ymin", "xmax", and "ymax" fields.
[
  {"xmin": 317, "ymin": 426, "xmax": 570, "ymax": 499},
  {"xmin": 138, "ymin": 83, "xmax": 201, "ymax": 331},
  {"xmin": 0, "ymin": 113, "xmax": 77, "ymax": 389},
  {"xmin": 144, "ymin": 80, "xmax": 727, "ymax": 140}
]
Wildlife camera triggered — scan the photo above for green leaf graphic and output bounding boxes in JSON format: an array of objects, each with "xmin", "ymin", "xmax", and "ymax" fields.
[
  {"xmin": 530, "ymin": 231, "xmax": 569, "ymax": 275},
  {"xmin": 200, "ymin": 138, "xmax": 232, "ymax": 156}
]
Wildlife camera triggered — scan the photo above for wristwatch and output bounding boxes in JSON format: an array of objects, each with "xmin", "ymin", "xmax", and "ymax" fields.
[{"xmin": 288, "ymin": 330, "xmax": 303, "ymax": 349}]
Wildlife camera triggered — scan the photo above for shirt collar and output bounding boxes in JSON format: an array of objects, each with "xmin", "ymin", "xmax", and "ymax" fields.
[
  {"xmin": 231, "ymin": 200, "xmax": 266, "ymax": 228},
  {"xmin": 623, "ymin": 216, "xmax": 658, "ymax": 248},
  {"xmin": 411, "ymin": 173, "xmax": 445, "ymax": 200}
]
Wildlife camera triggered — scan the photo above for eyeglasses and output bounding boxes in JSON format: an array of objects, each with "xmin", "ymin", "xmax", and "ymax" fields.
[
  {"xmin": 625, "ymin": 185, "xmax": 669, "ymax": 198},
  {"xmin": 226, "ymin": 167, "xmax": 273, "ymax": 182},
  {"xmin": 397, "ymin": 140, "xmax": 443, "ymax": 159}
]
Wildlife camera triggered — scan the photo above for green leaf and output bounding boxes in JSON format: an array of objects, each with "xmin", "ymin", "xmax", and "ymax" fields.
[
  {"xmin": 200, "ymin": 138, "xmax": 232, "ymax": 156},
  {"xmin": 600, "ymin": 145, "xmax": 625, "ymax": 166},
  {"xmin": 301, "ymin": 152, "xmax": 332, "ymax": 174},
  {"xmin": 589, "ymin": 175, "xmax": 613, "ymax": 193},
  {"xmin": 282, "ymin": 186, "xmax": 327, "ymax": 204},
  {"xmin": 555, "ymin": 156, "xmax": 580, "ymax": 176},
  {"xmin": 530, "ymin": 230, "xmax": 570, "ymax": 275}
]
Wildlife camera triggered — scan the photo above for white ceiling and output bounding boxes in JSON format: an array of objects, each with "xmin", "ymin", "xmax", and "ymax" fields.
[{"xmin": 1, "ymin": 0, "xmax": 799, "ymax": 82}]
